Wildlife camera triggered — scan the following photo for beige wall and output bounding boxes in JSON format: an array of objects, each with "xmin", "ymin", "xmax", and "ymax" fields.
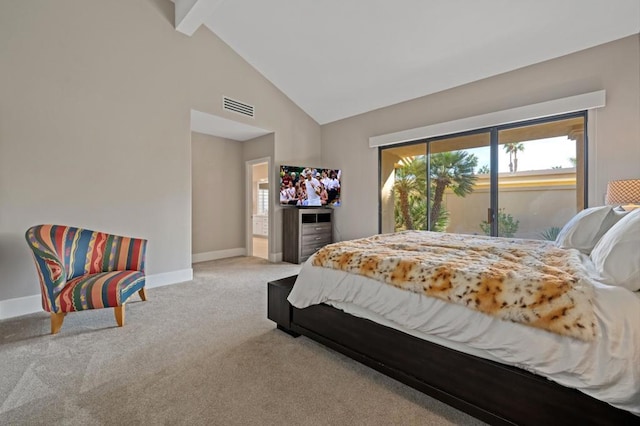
[
  {"xmin": 321, "ymin": 35, "xmax": 640, "ymax": 241},
  {"xmin": 1, "ymin": 1, "xmax": 637, "ymax": 307},
  {"xmin": 0, "ymin": 0, "xmax": 320, "ymax": 303},
  {"xmin": 191, "ymin": 132, "xmax": 244, "ymax": 254},
  {"xmin": 444, "ymin": 186, "xmax": 577, "ymax": 239}
]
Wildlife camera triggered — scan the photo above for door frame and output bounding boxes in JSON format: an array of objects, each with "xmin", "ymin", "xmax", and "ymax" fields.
[{"xmin": 245, "ymin": 156, "xmax": 271, "ymax": 260}]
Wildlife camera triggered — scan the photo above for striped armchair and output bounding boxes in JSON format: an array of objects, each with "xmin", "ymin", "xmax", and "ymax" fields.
[{"xmin": 25, "ymin": 224, "xmax": 148, "ymax": 334}]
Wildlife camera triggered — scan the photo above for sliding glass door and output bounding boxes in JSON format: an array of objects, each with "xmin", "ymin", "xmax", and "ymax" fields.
[
  {"xmin": 380, "ymin": 142, "xmax": 428, "ymax": 233},
  {"xmin": 379, "ymin": 130, "xmax": 491, "ymax": 235},
  {"xmin": 379, "ymin": 112, "xmax": 586, "ymax": 239},
  {"xmin": 428, "ymin": 131, "xmax": 491, "ymax": 235},
  {"xmin": 495, "ymin": 115, "xmax": 585, "ymax": 239}
]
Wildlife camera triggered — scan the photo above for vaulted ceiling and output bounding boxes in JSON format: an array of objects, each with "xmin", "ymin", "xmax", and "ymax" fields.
[{"xmin": 175, "ymin": 0, "xmax": 640, "ymax": 125}]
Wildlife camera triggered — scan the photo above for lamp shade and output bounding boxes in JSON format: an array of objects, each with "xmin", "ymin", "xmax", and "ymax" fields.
[{"xmin": 605, "ymin": 179, "xmax": 640, "ymax": 205}]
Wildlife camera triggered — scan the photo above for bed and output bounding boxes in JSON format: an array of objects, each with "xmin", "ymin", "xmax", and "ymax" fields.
[{"xmin": 267, "ymin": 207, "xmax": 640, "ymax": 425}]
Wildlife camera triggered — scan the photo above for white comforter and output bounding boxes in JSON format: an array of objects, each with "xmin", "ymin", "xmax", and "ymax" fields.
[{"xmin": 288, "ymin": 253, "xmax": 640, "ymax": 415}]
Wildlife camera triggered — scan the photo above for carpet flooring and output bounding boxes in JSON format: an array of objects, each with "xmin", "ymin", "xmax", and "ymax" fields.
[{"xmin": 0, "ymin": 257, "xmax": 485, "ymax": 425}]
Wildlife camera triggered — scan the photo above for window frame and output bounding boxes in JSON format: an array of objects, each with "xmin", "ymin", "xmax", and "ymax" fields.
[{"xmin": 378, "ymin": 111, "xmax": 588, "ymax": 235}]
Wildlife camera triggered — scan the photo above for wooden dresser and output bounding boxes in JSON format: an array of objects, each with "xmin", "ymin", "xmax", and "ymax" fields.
[{"xmin": 282, "ymin": 208, "xmax": 333, "ymax": 264}]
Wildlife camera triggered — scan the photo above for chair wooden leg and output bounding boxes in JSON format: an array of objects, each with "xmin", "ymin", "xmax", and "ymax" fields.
[
  {"xmin": 50, "ymin": 312, "xmax": 65, "ymax": 334},
  {"xmin": 138, "ymin": 287, "xmax": 147, "ymax": 301},
  {"xmin": 114, "ymin": 305, "xmax": 125, "ymax": 327}
]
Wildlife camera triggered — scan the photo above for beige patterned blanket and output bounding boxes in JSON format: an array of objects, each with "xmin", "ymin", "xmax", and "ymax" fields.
[{"xmin": 312, "ymin": 231, "xmax": 596, "ymax": 341}]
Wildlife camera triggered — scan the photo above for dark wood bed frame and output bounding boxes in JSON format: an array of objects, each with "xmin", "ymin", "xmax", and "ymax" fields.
[{"xmin": 268, "ymin": 275, "xmax": 639, "ymax": 425}]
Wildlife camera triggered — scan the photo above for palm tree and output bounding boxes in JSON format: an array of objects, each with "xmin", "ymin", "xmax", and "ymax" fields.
[
  {"xmin": 476, "ymin": 164, "xmax": 490, "ymax": 175},
  {"xmin": 393, "ymin": 156, "xmax": 426, "ymax": 230},
  {"xmin": 429, "ymin": 151, "xmax": 478, "ymax": 230},
  {"xmin": 503, "ymin": 142, "xmax": 525, "ymax": 172}
]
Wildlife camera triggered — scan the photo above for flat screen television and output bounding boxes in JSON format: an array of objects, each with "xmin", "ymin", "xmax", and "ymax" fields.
[{"xmin": 279, "ymin": 165, "xmax": 341, "ymax": 207}]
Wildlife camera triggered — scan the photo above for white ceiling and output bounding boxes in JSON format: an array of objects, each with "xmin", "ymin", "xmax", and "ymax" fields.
[{"xmin": 184, "ymin": 0, "xmax": 640, "ymax": 125}]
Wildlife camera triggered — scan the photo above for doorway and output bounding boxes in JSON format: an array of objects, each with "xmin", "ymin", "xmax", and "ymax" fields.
[{"xmin": 247, "ymin": 159, "xmax": 269, "ymax": 259}]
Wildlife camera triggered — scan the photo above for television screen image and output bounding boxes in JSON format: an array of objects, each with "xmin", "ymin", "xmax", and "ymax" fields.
[{"xmin": 279, "ymin": 165, "xmax": 341, "ymax": 207}]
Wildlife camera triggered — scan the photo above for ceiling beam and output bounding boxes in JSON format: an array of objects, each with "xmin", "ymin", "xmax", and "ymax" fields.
[{"xmin": 175, "ymin": 0, "xmax": 225, "ymax": 36}]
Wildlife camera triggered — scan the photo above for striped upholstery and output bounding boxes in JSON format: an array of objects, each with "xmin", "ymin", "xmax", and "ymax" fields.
[{"xmin": 25, "ymin": 225, "xmax": 147, "ymax": 313}]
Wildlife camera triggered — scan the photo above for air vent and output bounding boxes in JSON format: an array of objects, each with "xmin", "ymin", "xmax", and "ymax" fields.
[{"xmin": 223, "ymin": 96, "xmax": 255, "ymax": 118}]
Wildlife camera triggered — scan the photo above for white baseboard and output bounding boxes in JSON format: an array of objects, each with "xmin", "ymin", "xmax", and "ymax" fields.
[
  {"xmin": 192, "ymin": 248, "xmax": 246, "ymax": 264},
  {"xmin": 269, "ymin": 252, "xmax": 282, "ymax": 263},
  {"xmin": 0, "ymin": 294, "xmax": 42, "ymax": 320},
  {"xmin": 145, "ymin": 268, "xmax": 193, "ymax": 289},
  {"xmin": 0, "ymin": 268, "xmax": 194, "ymax": 320}
]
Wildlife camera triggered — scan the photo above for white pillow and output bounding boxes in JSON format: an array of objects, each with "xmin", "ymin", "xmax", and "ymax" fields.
[
  {"xmin": 590, "ymin": 209, "xmax": 640, "ymax": 291},
  {"xmin": 555, "ymin": 206, "xmax": 627, "ymax": 254}
]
